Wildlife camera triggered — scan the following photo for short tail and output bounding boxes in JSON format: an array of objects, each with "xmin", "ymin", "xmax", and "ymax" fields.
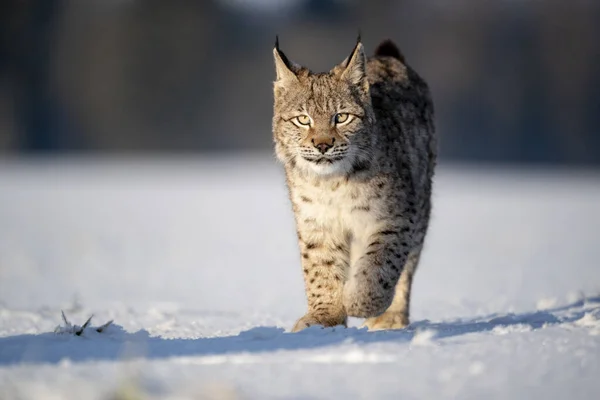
[{"xmin": 374, "ymin": 39, "xmax": 405, "ymax": 63}]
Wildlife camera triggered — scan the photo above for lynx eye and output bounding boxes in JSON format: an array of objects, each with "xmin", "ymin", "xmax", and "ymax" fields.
[
  {"xmin": 293, "ymin": 115, "xmax": 311, "ymax": 127},
  {"xmin": 334, "ymin": 113, "xmax": 352, "ymax": 125}
]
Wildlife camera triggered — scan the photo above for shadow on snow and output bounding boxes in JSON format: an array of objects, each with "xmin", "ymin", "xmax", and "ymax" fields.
[{"xmin": 1, "ymin": 296, "xmax": 598, "ymax": 366}]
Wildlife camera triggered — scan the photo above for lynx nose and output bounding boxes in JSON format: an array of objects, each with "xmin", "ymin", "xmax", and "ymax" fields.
[{"xmin": 312, "ymin": 138, "xmax": 335, "ymax": 154}]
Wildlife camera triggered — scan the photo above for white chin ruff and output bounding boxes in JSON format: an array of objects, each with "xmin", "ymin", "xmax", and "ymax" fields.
[{"xmin": 302, "ymin": 158, "xmax": 350, "ymax": 176}]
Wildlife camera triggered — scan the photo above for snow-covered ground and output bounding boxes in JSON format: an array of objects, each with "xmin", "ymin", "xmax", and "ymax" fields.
[{"xmin": 0, "ymin": 155, "xmax": 599, "ymax": 399}]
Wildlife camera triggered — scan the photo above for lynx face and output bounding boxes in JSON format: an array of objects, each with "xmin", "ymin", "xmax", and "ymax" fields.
[{"xmin": 272, "ymin": 40, "xmax": 375, "ymax": 176}]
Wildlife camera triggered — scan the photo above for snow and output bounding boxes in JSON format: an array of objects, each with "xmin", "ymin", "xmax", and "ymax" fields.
[{"xmin": 0, "ymin": 155, "xmax": 599, "ymax": 399}]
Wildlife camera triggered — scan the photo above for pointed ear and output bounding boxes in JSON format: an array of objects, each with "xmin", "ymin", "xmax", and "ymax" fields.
[
  {"xmin": 333, "ymin": 40, "xmax": 368, "ymax": 92},
  {"xmin": 273, "ymin": 37, "xmax": 298, "ymax": 84}
]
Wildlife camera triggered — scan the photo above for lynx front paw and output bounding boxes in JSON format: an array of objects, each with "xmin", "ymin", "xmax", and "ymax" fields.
[
  {"xmin": 363, "ymin": 311, "xmax": 409, "ymax": 331},
  {"xmin": 291, "ymin": 313, "xmax": 347, "ymax": 332}
]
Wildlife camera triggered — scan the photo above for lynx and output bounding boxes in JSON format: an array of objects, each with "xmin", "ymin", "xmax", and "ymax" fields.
[{"xmin": 272, "ymin": 36, "xmax": 437, "ymax": 332}]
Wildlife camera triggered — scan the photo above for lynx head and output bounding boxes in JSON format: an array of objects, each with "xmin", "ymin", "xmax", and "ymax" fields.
[{"xmin": 272, "ymin": 37, "xmax": 376, "ymax": 176}]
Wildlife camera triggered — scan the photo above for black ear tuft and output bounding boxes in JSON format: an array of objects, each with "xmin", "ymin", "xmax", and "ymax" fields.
[
  {"xmin": 374, "ymin": 39, "xmax": 405, "ymax": 63},
  {"xmin": 345, "ymin": 34, "xmax": 363, "ymax": 68},
  {"xmin": 274, "ymin": 36, "xmax": 293, "ymax": 70}
]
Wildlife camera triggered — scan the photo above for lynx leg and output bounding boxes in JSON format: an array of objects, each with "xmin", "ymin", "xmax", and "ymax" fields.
[
  {"xmin": 363, "ymin": 247, "xmax": 421, "ymax": 331},
  {"xmin": 291, "ymin": 226, "xmax": 350, "ymax": 332},
  {"xmin": 343, "ymin": 227, "xmax": 411, "ymax": 318}
]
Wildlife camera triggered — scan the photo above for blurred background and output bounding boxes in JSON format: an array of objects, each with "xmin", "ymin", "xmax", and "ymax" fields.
[{"xmin": 0, "ymin": 0, "xmax": 599, "ymax": 164}]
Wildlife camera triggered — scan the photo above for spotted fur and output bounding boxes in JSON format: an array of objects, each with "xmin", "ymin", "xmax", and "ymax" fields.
[{"xmin": 272, "ymin": 37, "xmax": 437, "ymax": 332}]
